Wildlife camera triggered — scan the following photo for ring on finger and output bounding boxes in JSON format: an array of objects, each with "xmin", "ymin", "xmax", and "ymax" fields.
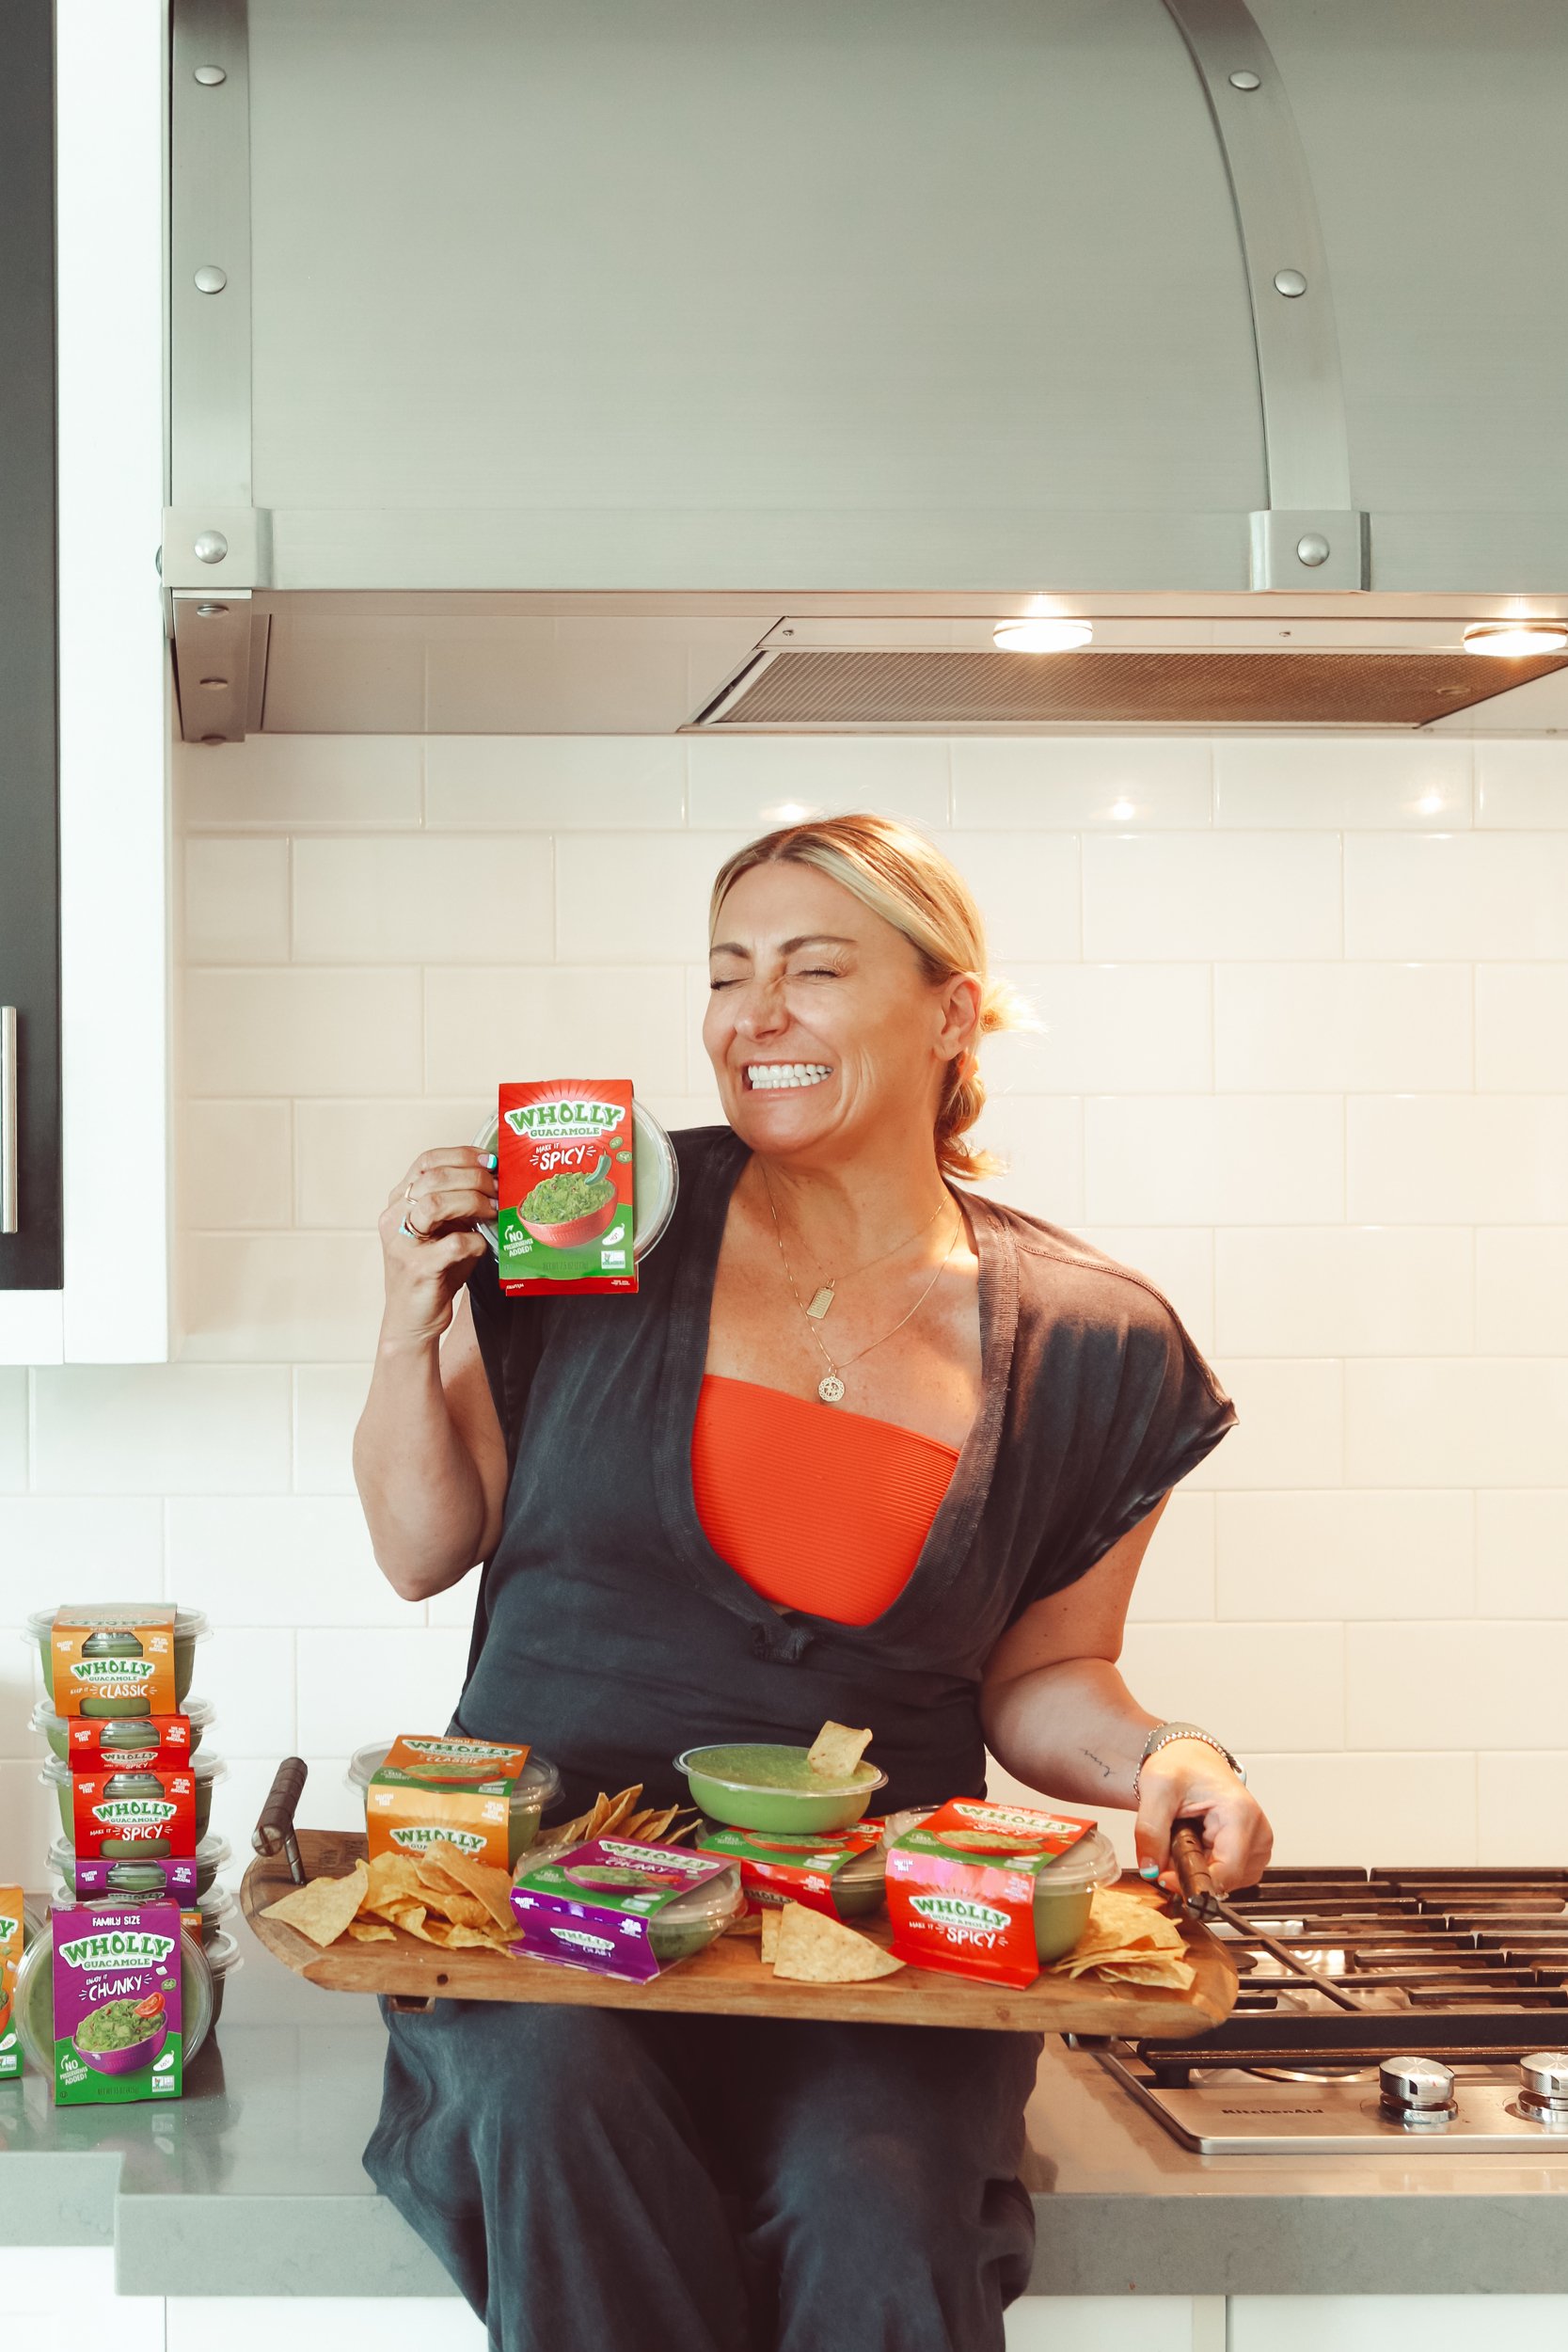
[{"xmin": 400, "ymin": 1212, "xmax": 430, "ymax": 1243}]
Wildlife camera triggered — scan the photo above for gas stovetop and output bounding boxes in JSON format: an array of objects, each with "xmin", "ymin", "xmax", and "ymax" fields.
[{"xmin": 1086, "ymin": 1865, "xmax": 1568, "ymax": 2153}]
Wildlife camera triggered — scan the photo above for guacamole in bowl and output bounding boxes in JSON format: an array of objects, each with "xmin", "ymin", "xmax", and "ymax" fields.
[{"xmin": 676, "ymin": 1743, "xmax": 888, "ymax": 1835}]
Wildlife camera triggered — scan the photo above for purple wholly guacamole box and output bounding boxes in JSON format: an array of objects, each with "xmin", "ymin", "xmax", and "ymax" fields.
[
  {"xmin": 510, "ymin": 1838, "xmax": 737, "ymax": 1983},
  {"xmin": 51, "ymin": 1902, "xmax": 183, "ymax": 2106}
]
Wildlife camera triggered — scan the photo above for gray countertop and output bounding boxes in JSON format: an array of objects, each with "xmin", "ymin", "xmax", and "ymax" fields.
[{"xmin": 5, "ymin": 1913, "xmax": 1568, "ymax": 2298}]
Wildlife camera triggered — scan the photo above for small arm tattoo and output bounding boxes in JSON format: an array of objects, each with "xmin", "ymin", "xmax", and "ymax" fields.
[{"xmin": 1081, "ymin": 1747, "xmax": 1114, "ymax": 1780}]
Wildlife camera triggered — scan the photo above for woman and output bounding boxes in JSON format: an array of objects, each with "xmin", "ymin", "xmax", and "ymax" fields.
[{"xmin": 354, "ymin": 814, "xmax": 1271, "ymax": 2352}]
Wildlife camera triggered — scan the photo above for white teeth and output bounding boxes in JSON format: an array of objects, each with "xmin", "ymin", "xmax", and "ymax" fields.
[{"xmin": 746, "ymin": 1062, "xmax": 832, "ymax": 1090}]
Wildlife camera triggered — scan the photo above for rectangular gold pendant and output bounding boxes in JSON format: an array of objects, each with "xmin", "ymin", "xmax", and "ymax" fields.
[{"xmin": 805, "ymin": 1285, "xmax": 835, "ymax": 1320}]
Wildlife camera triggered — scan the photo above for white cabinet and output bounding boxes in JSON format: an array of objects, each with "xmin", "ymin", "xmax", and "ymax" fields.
[{"xmin": 0, "ymin": 0, "xmax": 169, "ymax": 1364}]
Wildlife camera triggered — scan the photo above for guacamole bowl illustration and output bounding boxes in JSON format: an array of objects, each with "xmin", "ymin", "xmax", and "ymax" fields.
[
  {"xmin": 515, "ymin": 1158, "xmax": 620, "ymax": 1250},
  {"xmin": 75, "ymin": 1999, "xmax": 167, "ymax": 2076}
]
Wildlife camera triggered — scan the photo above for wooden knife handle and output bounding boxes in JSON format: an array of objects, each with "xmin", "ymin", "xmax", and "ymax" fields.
[
  {"xmin": 253, "ymin": 1756, "xmax": 309, "ymax": 1883},
  {"xmin": 1170, "ymin": 1820, "xmax": 1221, "ymax": 1917}
]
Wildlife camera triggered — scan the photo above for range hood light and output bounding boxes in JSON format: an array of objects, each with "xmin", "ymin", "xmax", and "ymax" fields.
[
  {"xmin": 991, "ymin": 618, "xmax": 1094, "ymax": 653},
  {"xmin": 1462, "ymin": 622, "xmax": 1568, "ymax": 658}
]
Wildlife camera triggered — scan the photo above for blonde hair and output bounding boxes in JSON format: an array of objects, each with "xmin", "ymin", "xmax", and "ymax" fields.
[{"xmin": 709, "ymin": 813, "xmax": 1026, "ymax": 1183}]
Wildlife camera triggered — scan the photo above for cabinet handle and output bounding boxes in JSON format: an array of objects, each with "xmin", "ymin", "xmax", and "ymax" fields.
[{"xmin": 1, "ymin": 1007, "xmax": 16, "ymax": 1233}]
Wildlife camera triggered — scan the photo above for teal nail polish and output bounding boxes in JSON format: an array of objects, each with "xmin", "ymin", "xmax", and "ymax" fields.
[
  {"xmin": 483, "ymin": 1152, "xmax": 498, "ymax": 1170},
  {"xmin": 1139, "ymin": 1862, "xmax": 1159, "ymax": 1880}
]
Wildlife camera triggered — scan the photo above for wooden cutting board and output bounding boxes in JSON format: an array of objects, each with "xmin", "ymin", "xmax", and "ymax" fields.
[{"xmin": 242, "ymin": 1829, "xmax": 1236, "ymax": 2036}]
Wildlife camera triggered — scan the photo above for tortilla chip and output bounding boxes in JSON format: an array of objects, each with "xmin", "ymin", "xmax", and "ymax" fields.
[
  {"xmin": 380, "ymin": 1900, "xmax": 429, "ymax": 1938},
  {"xmin": 1068, "ymin": 1952, "xmax": 1196, "ymax": 1990},
  {"xmin": 761, "ymin": 1908, "xmax": 782, "ymax": 1963},
  {"xmin": 772, "ymin": 1901, "xmax": 904, "ymax": 1983},
  {"xmin": 346, "ymin": 1919, "xmax": 396, "ymax": 1943},
  {"xmin": 439, "ymin": 1922, "xmax": 510, "ymax": 1949},
  {"xmin": 262, "ymin": 1861, "xmax": 368, "ymax": 1948},
  {"xmin": 599, "ymin": 1786, "xmax": 641, "ymax": 1836},
  {"xmin": 423, "ymin": 1839, "xmax": 517, "ymax": 1932},
  {"xmin": 806, "ymin": 1722, "xmax": 873, "ymax": 1781},
  {"xmin": 365, "ymin": 1852, "xmax": 431, "ymax": 1907}
]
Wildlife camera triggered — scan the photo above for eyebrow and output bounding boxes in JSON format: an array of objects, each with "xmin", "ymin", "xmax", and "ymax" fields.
[{"xmin": 709, "ymin": 933, "xmax": 857, "ymax": 959}]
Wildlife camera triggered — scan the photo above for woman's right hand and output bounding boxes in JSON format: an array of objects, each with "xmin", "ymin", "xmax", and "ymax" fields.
[{"xmin": 377, "ymin": 1147, "xmax": 499, "ymax": 1348}]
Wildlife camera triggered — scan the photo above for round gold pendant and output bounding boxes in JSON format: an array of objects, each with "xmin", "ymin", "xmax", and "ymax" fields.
[{"xmin": 816, "ymin": 1373, "xmax": 846, "ymax": 1404}]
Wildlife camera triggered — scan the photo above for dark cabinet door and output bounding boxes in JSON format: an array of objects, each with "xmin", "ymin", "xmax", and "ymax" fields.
[{"xmin": 0, "ymin": 0, "xmax": 62, "ymax": 1291}]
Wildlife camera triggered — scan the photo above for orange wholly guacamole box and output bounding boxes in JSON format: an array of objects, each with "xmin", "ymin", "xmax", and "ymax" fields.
[
  {"xmin": 51, "ymin": 1605, "xmax": 177, "ymax": 1717},
  {"xmin": 497, "ymin": 1080, "xmax": 637, "ymax": 1296},
  {"xmin": 365, "ymin": 1734, "xmax": 533, "ymax": 1870}
]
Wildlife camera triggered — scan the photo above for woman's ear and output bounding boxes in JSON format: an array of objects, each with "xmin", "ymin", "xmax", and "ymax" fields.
[{"xmin": 935, "ymin": 971, "xmax": 983, "ymax": 1062}]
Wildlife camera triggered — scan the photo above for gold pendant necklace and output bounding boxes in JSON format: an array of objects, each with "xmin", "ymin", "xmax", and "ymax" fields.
[
  {"xmin": 761, "ymin": 1170, "xmax": 962, "ymax": 1405},
  {"xmin": 786, "ymin": 1195, "xmax": 947, "ymax": 1322}
]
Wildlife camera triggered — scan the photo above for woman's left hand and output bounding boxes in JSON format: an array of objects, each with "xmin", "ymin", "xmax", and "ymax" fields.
[{"xmin": 1133, "ymin": 1739, "xmax": 1273, "ymax": 1895}]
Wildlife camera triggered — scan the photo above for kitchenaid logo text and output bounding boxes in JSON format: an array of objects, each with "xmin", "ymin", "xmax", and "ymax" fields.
[
  {"xmin": 56, "ymin": 1931, "xmax": 175, "ymax": 1972},
  {"xmin": 90, "ymin": 1800, "xmax": 179, "ymax": 1828},
  {"xmin": 910, "ymin": 1895, "xmax": 1012, "ymax": 1935},
  {"xmin": 503, "ymin": 1101, "xmax": 625, "ymax": 1140}
]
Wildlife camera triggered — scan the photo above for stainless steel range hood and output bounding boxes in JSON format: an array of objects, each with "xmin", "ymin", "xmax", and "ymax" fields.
[{"xmin": 166, "ymin": 0, "xmax": 1568, "ymax": 740}]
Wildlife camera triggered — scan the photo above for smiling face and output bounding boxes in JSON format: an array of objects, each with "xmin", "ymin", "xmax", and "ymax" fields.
[{"xmin": 705, "ymin": 859, "xmax": 976, "ymax": 1168}]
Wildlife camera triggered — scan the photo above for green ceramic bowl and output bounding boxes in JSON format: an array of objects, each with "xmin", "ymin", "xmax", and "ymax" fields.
[
  {"xmin": 676, "ymin": 1744, "xmax": 888, "ymax": 1835},
  {"xmin": 25, "ymin": 1606, "xmax": 210, "ymax": 1716},
  {"xmin": 48, "ymin": 1832, "xmax": 230, "ymax": 1901},
  {"xmin": 31, "ymin": 1694, "xmax": 214, "ymax": 1764},
  {"xmin": 347, "ymin": 1740, "xmax": 562, "ymax": 1870},
  {"xmin": 41, "ymin": 1751, "xmax": 225, "ymax": 1851},
  {"xmin": 14, "ymin": 1918, "xmax": 237, "ymax": 2069}
]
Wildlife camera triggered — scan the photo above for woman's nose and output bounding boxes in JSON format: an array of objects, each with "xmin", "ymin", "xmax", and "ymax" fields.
[{"xmin": 735, "ymin": 977, "xmax": 788, "ymax": 1038}]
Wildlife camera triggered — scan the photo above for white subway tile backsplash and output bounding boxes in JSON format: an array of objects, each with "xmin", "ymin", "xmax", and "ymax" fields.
[
  {"xmin": 1213, "ymin": 735, "xmax": 1472, "ymax": 829},
  {"xmin": 950, "ymin": 738, "xmax": 1212, "ymax": 830},
  {"xmin": 425, "ymin": 736, "xmax": 686, "ymax": 830},
  {"xmin": 1215, "ymin": 1491, "xmax": 1475, "ymax": 1620},
  {"xmin": 988, "ymin": 964, "xmax": 1212, "ymax": 1093},
  {"xmin": 942, "ymin": 833, "xmax": 1082, "ymax": 961},
  {"xmin": 181, "ymin": 1102, "xmax": 293, "ymax": 1230},
  {"xmin": 1083, "ymin": 834, "xmax": 1341, "ymax": 960},
  {"xmin": 1477, "ymin": 1753, "xmax": 1568, "ymax": 1863},
  {"xmin": 183, "ymin": 837, "xmax": 291, "ymax": 962},
  {"xmin": 293, "ymin": 1099, "xmax": 486, "ymax": 1231},
  {"xmin": 293, "ymin": 834, "xmax": 554, "ymax": 964},
  {"xmin": 0, "ymin": 1497, "xmax": 166, "ymax": 1614},
  {"xmin": 293, "ymin": 1365, "xmax": 370, "ymax": 1494},
  {"xmin": 426, "ymin": 964, "xmax": 689, "ymax": 1097},
  {"xmin": 1475, "ymin": 739, "xmax": 1568, "ymax": 827},
  {"xmin": 1475, "ymin": 965, "xmax": 1568, "ymax": 1090},
  {"xmin": 972, "ymin": 1097, "xmax": 1085, "ymax": 1223},
  {"xmin": 166, "ymin": 1497, "xmax": 416, "ymax": 1626},
  {"xmin": 30, "ymin": 1367, "xmax": 293, "ymax": 1495},
  {"xmin": 1071, "ymin": 1227, "xmax": 1215, "ymax": 1354},
  {"xmin": 1117, "ymin": 1622, "xmax": 1344, "ymax": 1750},
  {"xmin": 174, "ymin": 734, "xmax": 423, "ymax": 831},
  {"xmin": 1476, "ymin": 1228, "xmax": 1568, "ymax": 1353},
  {"xmin": 1348, "ymin": 1622, "xmax": 1568, "ymax": 1749},
  {"xmin": 201, "ymin": 1624, "xmax": 298, "ymax": 1756},
  {"xmin": 296, "ymin": 1627, "xmax": 472, "ymax": 1752},
  {"xmin": 1344, "ymin": 832, "xmax": 1568, "ymax": 958},
  {"xmin": 1214, "ymin": 963, "xmax": 1473, "ymax": 1093},
  {"xmin": 1085, "ymin": 1097, "xmax": 1343, "ymax": 1225},
  {"xmin": 1348, "ymin": 1095, "xmax": 1568, "ymax": 1223},
  {"xmin": 181, "ymin": 1233, "xmax": 385, "ymax": 1363},
  {"xmin": 557, "ymin": 831, "xmax": 749, "ymax": 962},
  {"xmin": 0, "ymin": 1372, "xmax": 25, "ymax": 1490},
  {"xmin": 1214, "ymin": 1227, "xmax": 1473, "ymax": 1356},
  {"xmin": 183, "ymin": 967, "xmax": 423, "ymax": 1097},
  {"xmin": 1242, "ymin": 1752, "xmax": 1478, "ymax": 1867},
  {"xmin": 0, "ymin": 1762, "xmax": 65, "ymax": 1876},
  {"xmin": 1345, "ymin": 1359, "xmax": 1568, "ymax": 1487},
  {"xmin": 1476, "ymin": 1492, "xmax": 1568, "ymax": 1617},
  {"xmin": 1184, "ymin": 1359, "xmax": 1344, "ymax": 1490},
  {"xmin": 1124, "ymin": 1490, "xmax": 1214, "ymax": 1621},
  {"xmin": 687, "ymin": 735, "xmax": 950, "ymax": 831}
]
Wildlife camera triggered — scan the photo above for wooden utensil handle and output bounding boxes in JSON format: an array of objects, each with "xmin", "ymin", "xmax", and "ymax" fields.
[
  {"xmin": 253, "ymin": 1756, "xmax": 309, "ymax": 1883},
  {"xmin": 1170, "ymin": 1819, "xmax": 1221, "ymax": 1917}
]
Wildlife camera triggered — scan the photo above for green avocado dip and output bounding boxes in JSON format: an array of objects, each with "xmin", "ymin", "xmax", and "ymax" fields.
[
  {"xmin": 519, "ymin": 1170, "xmax": 614, "ymax": 1224},
  {"xmin": 676, "ymin": 1743, "xmax": 888, "ymax": 1834},
  {"xmin": 76, "ymin": 1995, "xmax": 159, "ymax": 2053}
]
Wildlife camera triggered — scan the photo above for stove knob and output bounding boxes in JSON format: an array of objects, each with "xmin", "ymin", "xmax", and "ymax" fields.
[
  {"xmin": 1378, "ymin": 2056, "xmax": 1457, "ymax": 2128},
  {"xmin": 1519, "ymin": 2052, "xmax": 1568, "ymax": 2128}
]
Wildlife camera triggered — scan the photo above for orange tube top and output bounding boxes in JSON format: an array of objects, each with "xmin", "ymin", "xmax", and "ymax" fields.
[{"xmin": 690, "ymin": 1375, "xmax": 960, "ymax": 1627}]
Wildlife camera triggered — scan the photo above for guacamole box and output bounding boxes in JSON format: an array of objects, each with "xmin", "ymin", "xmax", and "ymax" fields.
[
  {"xmin": 365, "ymin": 1734, "xmax": 533, "ymax": 1870},
  {"xmin": 69, "ymin": 1765, "xmax": 197, "ymax": 1888},
  {"xmin": 66, "ymin": 1715, "xmax": 193, "ymax": 1770},
  {"xmin": 884, "ymin": 1798, "xmax": 1098, "ymax": 1988},
  {"xmin": 50, "ymin": 1902, "xmax": 183, "ymax": 2106},
  {"xmin": 511, "ymin": 1839, "xmax": 740, "ymax": 1982},
  {"xmin": 0, "ymin": 1888, "xmax": 24, "ymax": 2080},
  {"xmin": 693, "ymin": 1821, "xmax": 884, "ymax": 1919},
  {"xmin": 50, "ymin": 1604, "xmax": 177, "ymax": 1717},
  {"xmin": 497, "ymin": 1080, "xmax": 637, "ymax": 1295}
]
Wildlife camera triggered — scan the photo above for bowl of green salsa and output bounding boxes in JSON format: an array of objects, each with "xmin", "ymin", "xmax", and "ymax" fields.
[{"xmin": 676, "ymin": 1743, "xmax": 888, "ymax": 1835}]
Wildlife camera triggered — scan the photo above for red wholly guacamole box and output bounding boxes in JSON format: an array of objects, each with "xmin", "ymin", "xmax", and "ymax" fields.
[
  {"xmin": 51, "ymin": 1603, "xmax": 177, "ymax": 1716},
  {"xmin": 67, "ymin": 1715, "xmax": 193, "ymax": 1770},
  {"xmin": 0, "ymin": 1888, "xmax": 24, "ymax": 2079},
  {"xmin": 693, "ymin": 1822, "xmax": 882, "ymax": 1918},
  {"xmin": 497, "ymin": 1080, "xmax": 637, "ymax": 1295},
  {"xmin": 70, "ymin": 1767, "xmax": 198, "ymax": 1899},
  {"xmin": 885, "ymin": 1798, "xmax": 1097, "ymax": 1989},
  {"xmin": 51, "ymin": 1901, "xmax": 183, "ymax": 2106}
]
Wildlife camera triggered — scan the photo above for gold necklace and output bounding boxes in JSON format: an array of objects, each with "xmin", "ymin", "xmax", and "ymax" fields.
[
  {"xmin": 789, "ymin": 1195, "xmax": 948, "ymax": 1321},
  {"xmin": 761, "ymin": 1170, "xmax": 963, "ymax": 1405}
]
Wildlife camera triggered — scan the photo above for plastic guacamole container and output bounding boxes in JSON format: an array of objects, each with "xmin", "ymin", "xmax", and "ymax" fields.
[
  {"xmin": 14, "ymin": 1917, "xmax": 238, "ymax": 2071},
  {"xmin": 48, "ymin": 1832, "xmax": 230, "ymax": 1901},
  {"xmin": 675, "ymin": 1743, "xmax": 888, "ymax": 1835},
  {"xmin": 644, "ymin": 1863, "xmax": 744, "ymax": 1963},
  {"xmin": 24, "ymin": 1605, "xmax": 210, "ymax": 1715},
  {"xmin": 31, "ymin": 1693, "xmax": 216, "ymax": 1764},
  {"xmin": 40, "ymin": 1750, "xmax": 226, "ymax": 1850},
  {"xmin": 474, "ymin": 1100, "xmax": 679, "ymax": 1267},
  {"xmin": 346, "ymin": 1740, "xmax": 562, "ymax": 1868},
  {"xmin": 1028, "ymin": 1829, "xmax": 1122, "ymax": 1961}
]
